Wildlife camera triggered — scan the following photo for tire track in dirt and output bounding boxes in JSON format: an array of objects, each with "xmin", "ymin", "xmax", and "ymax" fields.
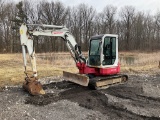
[{"xmin": 101, "ymin": 79, "xmax": 160, "ymax": 119}]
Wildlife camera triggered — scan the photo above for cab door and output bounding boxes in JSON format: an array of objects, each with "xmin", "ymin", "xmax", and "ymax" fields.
[
  {"xmin": 102, "ymin": 37, "xmax": 116, "ymax": 65},
  {"xmin": 88, "ymin": 39, "xmax": 101, "ymax": 66}
]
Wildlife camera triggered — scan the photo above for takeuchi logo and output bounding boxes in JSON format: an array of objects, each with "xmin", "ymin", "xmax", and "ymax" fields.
[{"xmin": 52, "ymin": 31, "xmax": 63, "ymax": 34}]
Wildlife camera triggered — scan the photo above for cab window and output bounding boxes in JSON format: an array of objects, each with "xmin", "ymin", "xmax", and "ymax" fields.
[
  {"xmin": 103, "ymin": 37, "xmax": 116, "ymax": 65},
  {"xmin": 89, "ymin": 39, "xmax": 101, "ymax": 66}
]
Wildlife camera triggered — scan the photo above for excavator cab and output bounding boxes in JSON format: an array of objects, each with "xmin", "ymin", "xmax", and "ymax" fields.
[{"xmin": 88, "ymin": 34, "xmax": 118, "ymax": 68}]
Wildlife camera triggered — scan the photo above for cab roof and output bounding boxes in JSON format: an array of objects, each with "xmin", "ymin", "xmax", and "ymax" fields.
[{"xmin": 91, "ymin": 34, "xmax": 118, "ymax": 39}]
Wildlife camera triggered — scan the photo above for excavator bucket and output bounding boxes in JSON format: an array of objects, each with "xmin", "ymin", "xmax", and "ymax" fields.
[
  {"xmin": 23, "ymin": 77, "xmax": 45, "ymax": 95},
  {"xmin": 63, "ymin": 71, "xmax": 89, "ymax": 86}
]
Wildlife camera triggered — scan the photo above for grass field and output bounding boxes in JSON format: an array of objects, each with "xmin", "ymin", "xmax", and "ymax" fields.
[
  {"xmin": 119, "ymin": 51, "xmax": 160, "ymax": 72},
  {"xmin": 0, "ymin": 52, "xmax": 160, "ymax": 87}
]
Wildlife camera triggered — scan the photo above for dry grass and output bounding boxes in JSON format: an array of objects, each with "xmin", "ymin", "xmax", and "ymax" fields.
[
  {"xmin": 0, "ymin": 54, "xmax": 23, "ymax": 87},
  {"xmin": 120, "ymin": 51, "xmax": 160, "ymax": 73},
  {"xmin": 0, "ymin": 51, "xmax": 160, "ymax": 87},
  {"xmin": 0, "ymin": 53, "xmax": 77, "ymax": 87}
]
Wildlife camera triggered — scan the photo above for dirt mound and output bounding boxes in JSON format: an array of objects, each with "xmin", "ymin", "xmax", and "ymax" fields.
[
  {"xmin": 25, "ymin": 79, "xmax": 160, "ymax": 120},
  {"xmin": 1, "ymin": 75, "xmax": 160, "ymax": 120},
  {"xmin": 25, "ymin": 81, "xmax": 108, "ymax": 110}
]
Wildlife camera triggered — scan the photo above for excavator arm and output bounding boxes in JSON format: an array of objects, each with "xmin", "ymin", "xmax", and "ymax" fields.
[
  {"xmin": 20, "ymin": 23, "xmax": 87, "ymax": 95},
  {"xmin": 20, "ymin": 23, "xmax": 85, "ymax": 64}
]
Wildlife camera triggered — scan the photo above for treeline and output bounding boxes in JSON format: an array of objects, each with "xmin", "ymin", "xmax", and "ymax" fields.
[{"xmin": 0, "ymin": 0, "xmax": 160, "ymax": 53}]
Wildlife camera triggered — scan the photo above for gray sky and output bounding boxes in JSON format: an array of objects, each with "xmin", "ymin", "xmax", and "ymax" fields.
[
  {"xmin": 58, "ymin": 0, "xmax": 160, "ymax": 14},
  {"xmin": 16, "ymin": 0, "xmax": 160, "ymax": 14}
]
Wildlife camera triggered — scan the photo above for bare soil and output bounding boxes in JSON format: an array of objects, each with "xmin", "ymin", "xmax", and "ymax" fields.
[{"xmin": 0, "ymin": 74, "xmax": 160, "ymax": 120}]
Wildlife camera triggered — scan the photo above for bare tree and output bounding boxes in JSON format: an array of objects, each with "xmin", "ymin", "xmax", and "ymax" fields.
[
  {"xmin": 77, "ymin": 4, "xmax": 95, "ymax": 50},
  {"xmin": 119, "ymin": 6, "xmax": 135, "ymax": 50},
  {"xmin": 132, "ymin": 12, "xmax": 145, "ymax": 50},
  {"xmin": 154, "ymin": 11, "xmax": 160, "ymax": 50},
  {"xmin": 101, "ymin": 5, "xmax": 117, "ymax": 34},
  {"xmin": 0, "ymin": 1, "xmax": 160, "ymax": 53}
]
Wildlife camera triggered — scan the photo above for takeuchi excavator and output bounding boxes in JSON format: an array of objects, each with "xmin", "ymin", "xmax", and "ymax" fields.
[{"xmin": 20, "ymin": 23, "xmax": 128, "ymax": 95}]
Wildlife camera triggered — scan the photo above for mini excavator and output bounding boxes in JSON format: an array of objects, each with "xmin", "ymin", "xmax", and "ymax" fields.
[{"xmin": 20, "ymin": 23, "xmax": 128, "ymax": 95}]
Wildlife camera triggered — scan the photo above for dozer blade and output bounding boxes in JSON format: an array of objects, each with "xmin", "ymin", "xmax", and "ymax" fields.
[
  {"xmin": 63, "ymin": 71, "xmax": 89, "ymax": 86},
  {"xmin": 23, "ymin": 77, "xmax": 45, "ymax": 95}
]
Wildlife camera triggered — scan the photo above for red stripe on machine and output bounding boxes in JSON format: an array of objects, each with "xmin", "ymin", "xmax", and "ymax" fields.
[{"xmin": 52, "ymin": 32, "xmax": 63, "ymax": 34}]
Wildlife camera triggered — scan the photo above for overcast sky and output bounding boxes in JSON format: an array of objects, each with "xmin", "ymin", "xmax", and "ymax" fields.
[{"xmin": 16, "ymin": 0, "xmax": 160, "ymax": 14}]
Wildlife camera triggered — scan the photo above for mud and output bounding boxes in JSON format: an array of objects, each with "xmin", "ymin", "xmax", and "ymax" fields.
[{"xmin": 0, "ymin": 74, "xmax": 160, "ymax": 120}]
